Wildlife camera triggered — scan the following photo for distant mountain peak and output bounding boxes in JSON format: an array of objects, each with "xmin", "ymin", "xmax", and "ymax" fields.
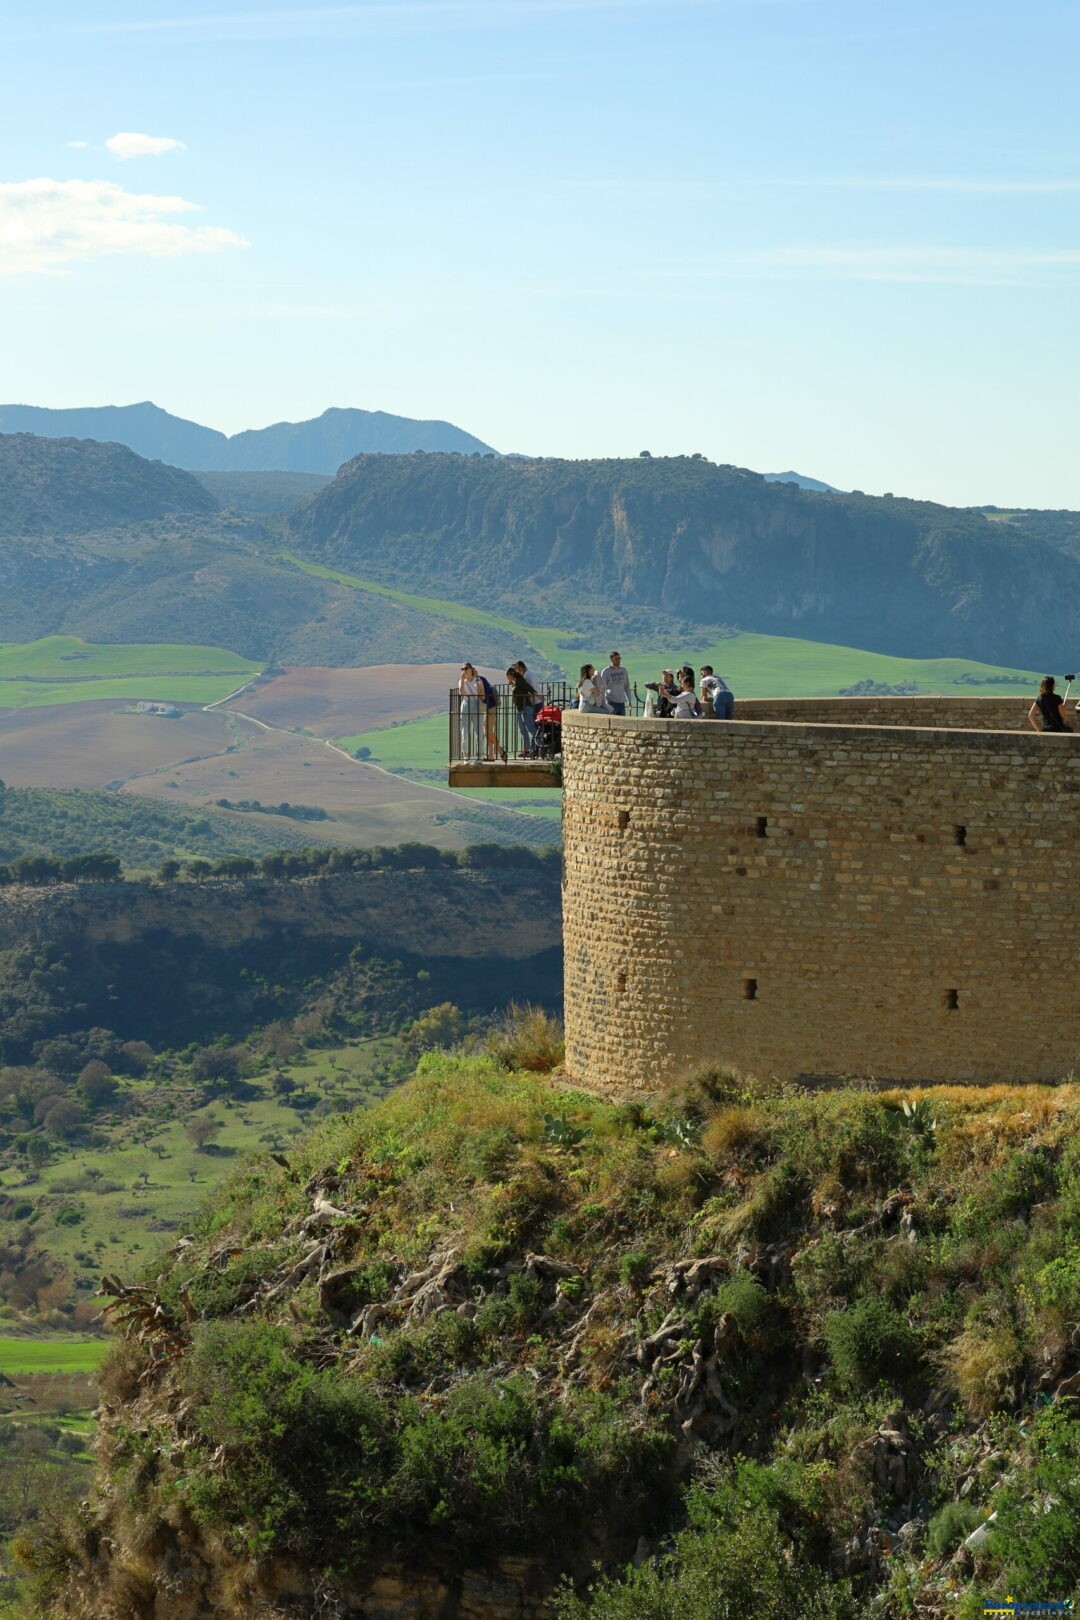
[
  {"xmin": 763, "ymin": 470, "xmax": 841, "ymax": 494},
  {"xmin": 0, "ymin": 402, "xmax": 498, "ymax": 475}
]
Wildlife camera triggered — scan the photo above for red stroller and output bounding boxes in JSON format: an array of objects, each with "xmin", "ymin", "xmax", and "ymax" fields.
[{"xmin": 533, "ymin": 703, "xmax": 562, "ymax": 758}]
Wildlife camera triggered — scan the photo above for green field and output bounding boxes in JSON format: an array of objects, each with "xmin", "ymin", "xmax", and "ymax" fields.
[
  {"xmin": 0, "ymin": 636, "xmax": 261, "ymax": 710},
  {"xmin": 0, "ymin": 1337, "xmax": 108, "ymax": 1375}
]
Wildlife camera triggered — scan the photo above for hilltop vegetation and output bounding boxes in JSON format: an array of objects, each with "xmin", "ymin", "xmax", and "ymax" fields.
[
  {"xmin": 285, "ymin": 452, "xmax": 1080, "ymax": 669},
  {"xmin": 22, "ymin": 1057, "xmax": 1080, "ymax": 1618},
  {"xmin": 0, "ymin": 435, "xmax": 216, "ymax": 536}
]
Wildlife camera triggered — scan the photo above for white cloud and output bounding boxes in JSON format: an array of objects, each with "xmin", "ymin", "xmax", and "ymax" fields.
[
  {"xmin": 106, "ymin": 131, "xmax": 186, "ymax": 159},
  {"xmin": 66, "ymin": 140, "xmax": 89, "ymax": 149},
  {"xmin": 0, "ymin": 178, "xmax": 247, "ymax": 275}
]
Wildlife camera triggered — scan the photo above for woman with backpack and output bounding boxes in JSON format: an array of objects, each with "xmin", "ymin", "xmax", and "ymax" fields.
[{"xmin": 478, "ymin": 669, "xmax": 506, "ymax": 761}]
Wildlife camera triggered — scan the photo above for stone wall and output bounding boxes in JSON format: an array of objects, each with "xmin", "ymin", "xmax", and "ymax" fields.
[
  {"xmin": 561, "ymin": 708, "xmax": 1080, "ymax": 1093},
  {"xmin": 731, "ymin": 696, "xmax": 1033, "ymax": 730}
]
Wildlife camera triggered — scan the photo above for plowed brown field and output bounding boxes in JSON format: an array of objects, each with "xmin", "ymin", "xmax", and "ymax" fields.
[
  {"xmin": 0, "ymin": 702, "xmax": 236, "ymax": 789},
  {"xmin": 223, "ymin": 663, "xmax": 476, "ymax": 737}
]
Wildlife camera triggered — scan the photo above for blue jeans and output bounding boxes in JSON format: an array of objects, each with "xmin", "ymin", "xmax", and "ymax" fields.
[
  {"xmin": 607, "ymin": 701, "xmax": 626, "ymax": 717},
  {"xmin": 713, "ymin": 690, "xmax": 734, "ymax": 720},
  {"xmin": 516, "ymin": 706, "xmax": 536, "ymax": 750}
]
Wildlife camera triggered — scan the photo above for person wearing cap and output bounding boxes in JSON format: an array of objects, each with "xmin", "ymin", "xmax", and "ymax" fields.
[{"xmin": 598, "ymin": 651, "xmax": 631, "ymax": 716}]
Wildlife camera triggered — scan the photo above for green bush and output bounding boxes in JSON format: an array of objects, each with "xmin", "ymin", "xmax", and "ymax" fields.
[
  {"xmin": 704, "ymin": 1272, "xmax": 771, "ymax": 1335},
  {"xmin": 555, "ymin": 1503, "xmax": 859, "ymax": 1620},
  {"xmin": 926, "ymin": 1499, "xmax": 982, "ymax": 1556},
  {"xmin": 175, "ymin": 1321, "xmax": 674, "ymax": 1569},
  {"xmin": 824, "ymin": 1297, "xmax": 917, "ymax": 1390},
  {"xmin": 987, "ymin": 1406, "xmax": 1080, "ymax": 1597}
]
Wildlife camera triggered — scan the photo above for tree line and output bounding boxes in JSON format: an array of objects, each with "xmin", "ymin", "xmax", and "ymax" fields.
[{"xmin": 0, "ymin": 842, "xmax": 559, "ymax": 890}]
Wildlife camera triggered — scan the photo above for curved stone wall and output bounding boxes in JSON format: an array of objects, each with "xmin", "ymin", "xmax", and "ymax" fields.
[{"xmin": 561, "ymin": 707, "xmax": 1080, "ymax": 1094}]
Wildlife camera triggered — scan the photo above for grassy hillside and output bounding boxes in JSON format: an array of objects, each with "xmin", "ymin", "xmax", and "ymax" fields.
[
  {"xmin": 24, "ymin": 1056, "xmax": 1080, "ymax": 1618},
  {"xmin": 0, "ymin": 637, "xmax": 259, "ymax": 711}
]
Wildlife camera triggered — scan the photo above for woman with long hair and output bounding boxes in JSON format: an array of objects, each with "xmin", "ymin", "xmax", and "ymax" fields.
[
  {"xmin": 1029, "ymin": 675, "xmax": 1072, "ymax": 733},
  {"xmin": 458, "ymin": 662, "xmax": 482, "ymax": 758},
  {"xmin": 577, "ymin": 663, "xmax": 606, "ymax": 713}
]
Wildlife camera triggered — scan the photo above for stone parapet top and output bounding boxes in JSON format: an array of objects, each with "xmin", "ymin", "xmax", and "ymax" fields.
[{"xmin": 561, "ymin": 709, "xmax": 1079, "ymax": 752}]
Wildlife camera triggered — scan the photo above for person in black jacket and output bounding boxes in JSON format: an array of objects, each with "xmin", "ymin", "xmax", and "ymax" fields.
[{"xmin": 1029, "ymin": 676, "xmax": 1072, "ymax": 733}]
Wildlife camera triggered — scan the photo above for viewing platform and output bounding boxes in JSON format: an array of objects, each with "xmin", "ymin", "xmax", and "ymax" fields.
[
  {"xmin": 447, "ymin": 680, "xmax": 572, "ymax": 788},
  {"xmin": 447, "ymin": 689, "xmax": 1060, "ymax": 787}
]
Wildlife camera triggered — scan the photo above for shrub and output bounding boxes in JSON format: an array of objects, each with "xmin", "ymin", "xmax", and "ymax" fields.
[
  {"xmin": 703, "ymin": 1105, "xmax": 767, "ymax": 1162},
  {"xmin": 485, "ymin": 1004, "xmax": 564, "ymax": 1073},
  {"xmin": 824, "ymin": 1298, "xmax": 917, "ymax": 1390},
  {"xmin": 940, "ymin": 1321, "xmax": 1024, "ymax": 1418},
  {"xmin": 988, "ymin": 1406, "xmax": 1080, "ymax": 1596},
  {"xmin": 926, "ymin": 1499, "xmax": 982, "ymax": 1557},
  {"xmin": 703, "ymin": 1272, "xmax": 771, "ymax": 1335},
  {"xmin": 555, "ymin": 1502, "xmax": 858, "ymax": 1620}
]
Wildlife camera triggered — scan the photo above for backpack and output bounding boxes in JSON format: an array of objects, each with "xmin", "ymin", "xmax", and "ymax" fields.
[{"xmin": 479, "ymin": 676, "xmax": 499, "ymax": 710}]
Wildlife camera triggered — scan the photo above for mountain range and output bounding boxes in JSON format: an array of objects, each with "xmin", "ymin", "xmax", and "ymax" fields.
[
  {"xmin": 2, "ymin": 429, "xmax": 1078, "ymax": 672},
  {"xmin": 285, "ymin": 451, "xmax": 1080, "ymax": 669},
  {"xmin": 0, "ymin": 401, "xmax": 497, "ymax": 474}
]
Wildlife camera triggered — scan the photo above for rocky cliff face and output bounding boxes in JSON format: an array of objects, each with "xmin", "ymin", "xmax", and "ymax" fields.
[{"xmin": 285, "ymin": 453, "xmax": 1078, "ymax": 668}]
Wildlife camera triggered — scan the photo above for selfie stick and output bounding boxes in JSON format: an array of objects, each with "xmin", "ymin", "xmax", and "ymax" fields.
[{"xmin": 1065, "ymin": 673, "xmax": 1077, "ymax": 703}]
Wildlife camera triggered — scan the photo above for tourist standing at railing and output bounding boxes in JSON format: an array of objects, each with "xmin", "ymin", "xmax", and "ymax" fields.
[
  {"xmin": 477, "ymin": 671, "xmax": 506, "ymax": 761},
  {"xmin": 507, "ymin": 666, "xmax": 537, "ymax": 755},
  {"xmin": 577, "ymin": 664, "xmax": 608, "ymax": 714},
  {"xmin": 513, "ymin": 660, "xmax": 542, "ymax": 741},
  {"xmin": 458, "ymin": 664, "xmax": 482, "ymax": 759},
  {"xmin": 598, "ymin": 651, "xmax": 631, "ymax": 716}
]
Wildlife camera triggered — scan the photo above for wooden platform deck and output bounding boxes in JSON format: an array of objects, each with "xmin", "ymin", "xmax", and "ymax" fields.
[{"xmin": 447, "ymin": 761, "xmax": 558, "ymax": 788}]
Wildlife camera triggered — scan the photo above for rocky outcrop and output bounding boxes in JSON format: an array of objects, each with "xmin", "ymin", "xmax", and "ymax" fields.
[{"xmin": 285, "ymin": 453, "xmax": 1080, "ymax": 668}]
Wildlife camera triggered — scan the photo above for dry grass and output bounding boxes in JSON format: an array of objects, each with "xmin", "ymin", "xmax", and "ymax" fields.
[
  {"xmin": 940, "ymin": 1322, "xmax": 1025, "ymax": 1419},
  {"xmin": 702, "ymin": 1105, "xmax": 767, "ymax": 1163},
  {"xmin": 484, "ymin": 1003, "xmax": 565, "ymax": 1073}
]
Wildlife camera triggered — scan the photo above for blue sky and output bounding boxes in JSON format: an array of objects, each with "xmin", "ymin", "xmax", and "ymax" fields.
[{"xmin": 2, "ymin": 0, "xmax": 1078, "ymax": 506}]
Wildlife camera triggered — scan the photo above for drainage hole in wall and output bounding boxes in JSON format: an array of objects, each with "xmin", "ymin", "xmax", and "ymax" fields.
[
  {"xmin": 615, "ymin": 970, "xmax": 627, "ymax": 993},
  {"xmin": 617, "ymin": 810, "xmax": 630, "ymax": 831},
  {"xmin": 943, "ymin": 988, "xmax": 959, "ymax": 1011},
  {"xmin": 743, "ymin": 977, "xmax": 758, "ymax": 1001},
  {"xmin": 955, "ymin": 825, "xmax": 967, "ymax": 847},
  {"xmin": 756, "ymin": 816, "xmax": 768, "ymax": 838}
]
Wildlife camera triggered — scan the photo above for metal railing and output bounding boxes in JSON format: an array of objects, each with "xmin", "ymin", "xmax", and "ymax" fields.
[
  {"xmin": 449, "ymin": 682, "xmax": 574, "ymax": 764},
  {"xmin": 447, "ymin": 679, "xmax": 732, "ymax": 766}
]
